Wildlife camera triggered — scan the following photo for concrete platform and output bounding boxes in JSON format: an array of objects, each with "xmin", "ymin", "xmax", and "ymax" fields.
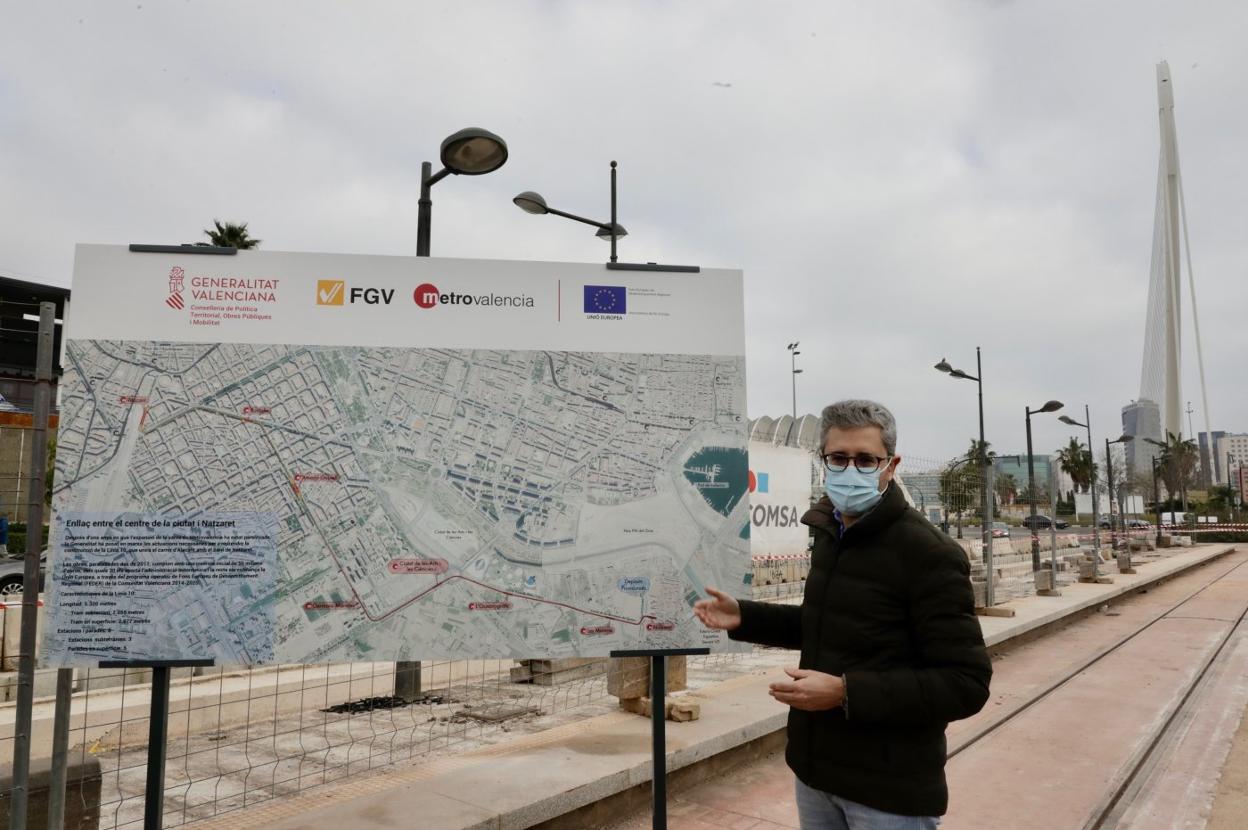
[{"xmin": 189, "ymin": 543, "xmax": 1236, "ymax": 830}]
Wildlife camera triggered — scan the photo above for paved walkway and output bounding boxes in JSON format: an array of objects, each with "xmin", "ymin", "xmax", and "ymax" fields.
[
  {"xmin": 189, "ymin": 544, "xmax": 1235, "ymax": 830},
  {"xmin": 610, "ymin": 547, "xmax": 1248, "ymax": 830}
]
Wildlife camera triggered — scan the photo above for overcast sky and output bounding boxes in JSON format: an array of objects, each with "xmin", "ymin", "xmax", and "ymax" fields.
[{"xmin": 2, "ymin": 1, "xmax": 1245, "ymax": 465}]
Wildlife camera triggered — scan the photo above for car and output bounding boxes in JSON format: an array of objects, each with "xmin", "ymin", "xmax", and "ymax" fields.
[
  {"xmin": 991, "ymin": 522, "xmax": 1011, "ymax": 538},
  {"xmin": 1020, "ymin": 514, "xmax": 1070, "ymax": 530},
  {"xmin": 1126, "ymin": 518, "xmax": 1152, "ymax": 529},
  {"xmin": 0, "ymin": 551, "xmax": 47, "ymax": 600}
]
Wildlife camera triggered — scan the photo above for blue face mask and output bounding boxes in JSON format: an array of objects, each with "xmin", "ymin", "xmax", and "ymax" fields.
[{"xmin": 823, "ymin": 464, "xmax": 888, "ymax": 517}]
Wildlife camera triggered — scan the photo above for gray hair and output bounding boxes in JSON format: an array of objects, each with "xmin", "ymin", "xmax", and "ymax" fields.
[{"xmin": 819, "ymin": 399, "xmax": 898, "ymax": 456}]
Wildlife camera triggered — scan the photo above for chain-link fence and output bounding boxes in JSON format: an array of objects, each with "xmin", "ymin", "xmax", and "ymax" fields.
[{"xmin": 0, "ymin": 548, "xmax": 807, "ymax": 830}]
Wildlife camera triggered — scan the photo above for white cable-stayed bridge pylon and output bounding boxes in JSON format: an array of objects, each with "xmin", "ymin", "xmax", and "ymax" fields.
[{"xmin": 1138, "ymin": 61, "xmax": 1213, "ymax": 477}]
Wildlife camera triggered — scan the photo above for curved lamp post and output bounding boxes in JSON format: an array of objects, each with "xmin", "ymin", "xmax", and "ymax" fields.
[
  {"xmin": 1059, "ymin": 406, "xmax": 1110, "ymax": 583},
  {"xmin": 514, "ymin": 161, "xmax": 628, "ymax": 263},
  {"xmin": 1025, "ymin": 400, "xmax": 1063, "ymax": 572},
  {"xmin": 935, "ymin": 348, "xmax": 994, "ymax": 607},
  {"xmin": 418, "ymin": 127, "xmax": 509, "ymax": 256},
  {"xmin": 1105, "ymin": 433, "xmax": 1135, "ymax": 557}
]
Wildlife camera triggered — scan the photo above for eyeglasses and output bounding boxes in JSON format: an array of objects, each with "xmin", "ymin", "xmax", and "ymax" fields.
[{"xmin": 820, "ymin": 452, "xmax": 892, "ymax": 473}]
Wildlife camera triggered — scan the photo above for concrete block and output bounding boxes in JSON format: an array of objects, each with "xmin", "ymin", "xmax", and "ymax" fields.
[
  {"xmin": 670, "ymin": 702, "xmax": 700, "ymax": 722},
  {"xmin": 608, "ymin": 656, "xmax": 686, "ymax": 699},
  {"xmin": 608, "ymin": 657, "xmax": 650, "ymax": 699},
  {"xmin": 524, "ymin": 658, "xmax": 605, "ymax": 686}
]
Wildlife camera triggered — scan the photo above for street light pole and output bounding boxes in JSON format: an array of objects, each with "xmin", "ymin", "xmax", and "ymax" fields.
[
  {"xmin": 1151, "ymin": 455, "xmax": 1164, "ymax": 546},
  {"xmin": 1230, "ymin": 451, "xmax": 1239, "ymax": 523},
  {"xmin": 401, "ymin": 127, "xmax": 508, "ymax": 704},
  {"xmin": 787, "ymin": 342, "xmax": 801, "ymax": 420},
  {"xmin": 934, "ymin": 349, "xmax": 993, "ymax": 607},
  {"xmin": 1025, "ymin": 400, "xmax": 1064, "ymax": 572},
  {"xmin": 1059, "ymin": 405, "xmax": 1109, "ymax": 583},
  {"xmin": 1108, "ymin": 443, "xmax": 1138, "ymax": 574},
  {"xmin": 514, "ymin": 163, "xmax": 631, "ymax": 260}
]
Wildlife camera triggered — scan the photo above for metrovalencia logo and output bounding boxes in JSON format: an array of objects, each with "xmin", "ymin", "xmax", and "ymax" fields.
[
  {"xmin": 583, "ymin": 285, "xmax": 626, "ymax": 319},
  {"xmin": 412, "ymin": 281, "xmax": 535, "ymax": 310}
]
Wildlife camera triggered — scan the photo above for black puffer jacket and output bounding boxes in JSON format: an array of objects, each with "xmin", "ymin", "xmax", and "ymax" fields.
[{"xmin": 730, "ymin": 483, "xmax": 991, "ymax": 816}]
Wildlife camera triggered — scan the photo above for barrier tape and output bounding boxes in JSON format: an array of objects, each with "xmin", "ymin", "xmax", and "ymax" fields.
[{"xmin": 0, "ymin": 599, "xmax": 44, "ymax": 610}]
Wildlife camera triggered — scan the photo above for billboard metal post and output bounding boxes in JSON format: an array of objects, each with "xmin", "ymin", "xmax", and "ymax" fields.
[
  {"xmin": 8, "ymin": 301, "xmax": 55, "ymax": 830},
  {"xmin": 46, "ymin": 667, "xmax": 75, "ymax": 830}
]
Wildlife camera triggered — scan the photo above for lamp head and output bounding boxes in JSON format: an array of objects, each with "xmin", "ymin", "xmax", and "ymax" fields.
[
  {"xmin": 934, "ymin": 358, "xmax": 953, "ymax": 373},
  {"xmin": 1058, "ymin": 415, "xmax": 1078, "ymax": 426},
  {"xmin": 595, "ymin": 222, "xmax": 628, "ymax": 240},
  {"xmin": 1039, "ymin": 400, "xmax": 1064, "ymax": 413},
  {"xmin": 513, "ymin": 191, "xmax": 549, "ymax": 215},
  {"xmin": 1117, "ymin": 434, "xmax": 1135, "ymax": 443},
  {"xmin": 440, "ymin": 127, "xmax": 508, "ymax": 175}
]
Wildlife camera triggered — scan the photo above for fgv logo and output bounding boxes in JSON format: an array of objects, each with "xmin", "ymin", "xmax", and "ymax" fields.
[
  {"xmin": 583, "ymin": 285, "xmax": 626, "ymax": 318},
  {"xmin": 748, "ymin": 470, "xmax": 769, "ymax": 493},
  {"xmin": 318, "ymin": 280, "xmax": 394, "ymax": 305}
]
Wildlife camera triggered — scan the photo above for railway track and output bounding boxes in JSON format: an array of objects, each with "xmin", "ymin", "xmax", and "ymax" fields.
[{"xmin": 944, "ymin": 550, "xmax": 1248, "ymax": 829}]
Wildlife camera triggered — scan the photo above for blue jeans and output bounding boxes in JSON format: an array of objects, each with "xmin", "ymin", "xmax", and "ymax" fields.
[{"xmin": 795, "ymin": 778, "xmax": 940, "ymax": 830}]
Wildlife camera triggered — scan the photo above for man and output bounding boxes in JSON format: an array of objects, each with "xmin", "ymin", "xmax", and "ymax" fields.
[{"xmin": 695, "ymin": 399, "xmax": 991, "ymax": 829}]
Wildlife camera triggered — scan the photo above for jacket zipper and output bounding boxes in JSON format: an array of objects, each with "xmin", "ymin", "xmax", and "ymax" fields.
[{"xmin": 809, "ymin": 526, "xmax": 847, "ymax": 774}]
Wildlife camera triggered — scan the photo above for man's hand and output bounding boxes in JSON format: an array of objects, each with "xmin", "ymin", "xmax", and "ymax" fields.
[
  {"xmin": 769, "ymin": 667, "xmax": 845, "ymax": 711},
  {"xmin": 692, "ymin": 587, "xmax": 742, "ymax": 632}
]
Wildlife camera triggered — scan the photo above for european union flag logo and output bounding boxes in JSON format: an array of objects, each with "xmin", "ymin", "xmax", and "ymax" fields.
[{"xmin": 583, "ymin": 285, "xmax": 627, "ymax": 314}]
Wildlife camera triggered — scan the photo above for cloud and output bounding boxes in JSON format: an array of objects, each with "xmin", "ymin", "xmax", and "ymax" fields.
[{"xmin": 2, "ymin": 0, "xmax": 1245, "ymax": 462}]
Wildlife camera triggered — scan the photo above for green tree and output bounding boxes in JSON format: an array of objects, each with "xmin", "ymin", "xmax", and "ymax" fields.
[
  {"xmin": 1147, "ymin": 431, "xmax": 1198, "ymax": 499},
  {"xmin": 1056, "ymin": 438, "xmax": 1094, "ymax": 493},
  {"xmin": 939, "ymin": 462, "xmax": 978, "ymax": 518},
  {"xmin": 202, "ymin": 220, "xmax": 261, "ymax": 249},
  {"xmin": 994, "ymin": 472, "xmax": 1018, "ymax": 507}
]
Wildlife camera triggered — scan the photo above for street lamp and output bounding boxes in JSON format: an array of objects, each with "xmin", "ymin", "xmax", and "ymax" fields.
[
  {"xmin": 417, "ymin": 127, "xmax": 509, "ymax": 257},
  {"xmin": 935, "ymin": 348, "xmax": 994, "ymax": 606},
  {"xmin": 1105, "ymin": 433, "xmax": 1134, "ymax": 556},
  {"xmin": 1024, "ymin": 400, "xmax": 1063, "ymax": 572},
  {"xmin": 514, "ymin": 161, "xmax": 629, "ymax": 263},
  {"xmin": 1151, "ymin": 455, "xmax": 1164, "ymax": 546},
  {"xmin": 1059, "ymin": 405, "xmax": 1110, "ymax": 582},
  {"xmin": 1230, "ymin": 451, "xmax": 1240, "ymax": 524},
  {"xmin": 787, "ymin": 342, "xmax": 801, "ymax": 420},
  {"xmin": 403, "ymin": 128, "xmax": 508, "ymax": 703}
]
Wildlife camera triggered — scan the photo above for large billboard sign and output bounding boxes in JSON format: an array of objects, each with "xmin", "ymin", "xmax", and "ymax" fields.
[
  {"xmin": 44, "ymin": 246, "xmax": 750, "ymax": 665},
  {"xmin": 747, "ymin": 443, "xmax": 813, "ymax": 556}
]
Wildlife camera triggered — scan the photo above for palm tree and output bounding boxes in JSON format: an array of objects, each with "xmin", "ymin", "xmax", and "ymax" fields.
[
  {"xmin": 1147, "ymin": 431, "xmax": 1197, "ymax": 513},
  {"xmin": 202, "ymin": 220, "xmax": 261, "ymax": 249},
  {"xmin": 994, "ymin": 472, "xmax": 1018, "ymax": 507},
  {"xmin": 1056, "ymin": 438, "xmax": 1094, "ymax": 493},
  {"xmin": 964, "ymin": 439, "xmax": 994, "ymax": 465}
]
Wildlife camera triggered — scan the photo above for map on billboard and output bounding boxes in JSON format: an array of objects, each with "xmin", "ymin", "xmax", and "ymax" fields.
[{"xmin": 44, "ymin": 246, "xmax": 750, "ymax": 665}]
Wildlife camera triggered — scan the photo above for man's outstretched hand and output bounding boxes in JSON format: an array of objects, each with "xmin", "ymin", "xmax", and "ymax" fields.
[
  {"xmin": 692, "ymin": 587, "xmax": 742, "ymax": 632},
  {"xmin": 769, "ymin": 667, "xmax": 845, "ymax": 711}
]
